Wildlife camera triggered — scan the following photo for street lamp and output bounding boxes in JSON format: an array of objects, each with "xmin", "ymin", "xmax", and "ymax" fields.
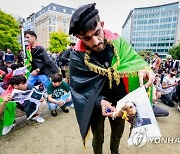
[{"xmin": 19, "ymin": 18, "xmax": 26, "ymax": 64}]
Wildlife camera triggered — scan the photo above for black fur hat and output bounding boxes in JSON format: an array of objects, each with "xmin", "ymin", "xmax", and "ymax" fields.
[{"xmin": 69, "ymin": 3, "xmax": 99, "ymax": 36}]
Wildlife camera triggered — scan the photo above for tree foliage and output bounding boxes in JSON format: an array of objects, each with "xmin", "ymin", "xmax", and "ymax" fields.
[
  {"xmin": 48, "ymin": 32, "xmax": 70, "ymax": 53},
  {"xmin": 137, "ymin": 50, "xmax": 154, "ymax": 60},
  {"xmin": 0, "ymin": 10, "xmax": 21, "ymax": 53},
  {"xmin": 137, "ymin": 50, "xmax": 153, "ymax": 57},
  {"xmin": 137, "ymin": 50, "xmax": 154, "ymax": 64},
  {"xmin": 168, "ymin": 44, "xmax": 180, "ymax": 60}
]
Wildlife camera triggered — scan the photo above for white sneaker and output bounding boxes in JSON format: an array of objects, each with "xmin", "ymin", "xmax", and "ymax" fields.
[
  {"xmin": 69, "ymin": 103, "xmax": 74, "ymax": 108},
  {"xmin": 177, "ymin": 106, "xmax": 180, "ymax": 111},
  {"xmin": 2, "ymin": 124, "xmax": 15, "ymax": 135},
  {"xmin": 31, "ymin": 116, "xmax": 45, "ymax": 123}
]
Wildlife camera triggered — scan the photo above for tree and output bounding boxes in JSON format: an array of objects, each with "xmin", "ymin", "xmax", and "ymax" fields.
[
  {"xmin": 0, "ymin": 10, "xmax": 21, "ymax": 53},
  {"xmin": 48, "ymin": 32, "xmax": 70, "ymax": 53},
  {"xmin": 168, "ymin": 44, "xmax": 180, "ymax": 60},
  {"xmin": 137, "ymin": 50, "xmax": 153, "ymax": 57}
]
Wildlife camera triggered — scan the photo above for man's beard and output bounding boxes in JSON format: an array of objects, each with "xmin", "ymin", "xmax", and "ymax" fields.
[{"xmin": 88, "ymin": 39, "xmax": 106, "ymax": 52}]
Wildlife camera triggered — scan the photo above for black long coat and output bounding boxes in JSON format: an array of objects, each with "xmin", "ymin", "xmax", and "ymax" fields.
[{"xmin": 31, "ymin": 46, "xmax": 59, "ymax": 77}]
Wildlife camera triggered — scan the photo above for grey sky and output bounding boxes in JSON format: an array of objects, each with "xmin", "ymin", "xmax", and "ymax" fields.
[{"xmin": 0, "ymin": 0, "xmax": 179, "ymax": 34}]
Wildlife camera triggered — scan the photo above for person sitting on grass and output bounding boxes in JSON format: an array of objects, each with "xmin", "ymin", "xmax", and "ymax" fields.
[
  {"xmin": 47, "ymin": 73, "xmax": 72, "ymax": 116},
  {"xmin": 0, "ymin": 94, "xmax": 16, "ymax": 136},
  {"xmin": 10, "ymin": 75, "xmax": 46, "ymax": 123},
  {"xmin": 161, "ymin": 68, "xmax": 179, "ymax": 107}
]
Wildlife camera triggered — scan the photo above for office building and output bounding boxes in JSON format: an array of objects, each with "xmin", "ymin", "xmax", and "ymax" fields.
[{"xmin": 122, "ymin": 1, "xmax": 180, "ymax": 57}]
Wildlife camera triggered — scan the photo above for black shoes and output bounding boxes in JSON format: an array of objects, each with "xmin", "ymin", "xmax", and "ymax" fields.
[
  {"xmin": 51, "ymin": 110, "xmax": 57, "ymax": 116},
  {"xmin": 61, "ymin": 106, "xmax": 69, "ymax": 113},
  {"xmin": 51, "ymin": 107, "xmax": 69, "ymax": 116}
]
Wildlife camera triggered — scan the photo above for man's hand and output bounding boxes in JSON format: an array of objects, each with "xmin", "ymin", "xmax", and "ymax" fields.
[
  {"xmin": 100, "ymin": 99, "xmax": 115, "ymax": 117},
  {"xmin": 57, "ymin": 100, "xmax": 64, "ymax": 106},
  {"xmin": 3, "ymin": 94, "xmax": 12, "ymax": 104},
  {"xmin": 31, "ymin": 70, "xmax": 38, "ymax": 76},
  {"xmin": 171, "ymin": 82, "xmax": 178, "ymax": 87},
  {"xmin": 66, "ymin": 97, "xmax": 71, "ymax": 103},
  {"xmin": 40, "ymin": 98, "xmax": 45, "ymax": 102},
  {"xmin": 138, "ymin": 69, "xmax": 155, "ymax": 88}
]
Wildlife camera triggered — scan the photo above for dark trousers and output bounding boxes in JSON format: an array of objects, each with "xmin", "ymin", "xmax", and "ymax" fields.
[
  {"xmin": 152, "ymin": 105, "xmax": 169, "ymax": 117},
  {"xmin": 90, "ymin": 110, "xmax": 125, "ymax": 154},
  {"xmin": 175, "ymin": 82, "xmax": 180, "ymax": 102},
  {"xmin": 160, "ymin": 93, "xmax": 174, "ymax": 107},
  {"xmin": 160, "ymin": 82, "xmax": 180, "ymax": 107}
]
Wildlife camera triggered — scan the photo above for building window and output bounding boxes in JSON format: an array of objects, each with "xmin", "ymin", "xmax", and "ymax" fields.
[
  {"xmin": 53, "ymin": 19, "xmax": 56, "ymax": 25},
  {"xmin": 49, "ymin": 19, "xmax": 51, "ymax": 24},
  {"xmin": 49, "ymin": 26, "xmax": 52, "ymax": 32},
  {"xmin": 172, "ymin": 23, "xmax": 176, "ymax": 28},
  {"xmin": 53, "ymin": 6, "xmax": 56, "ymax": 10},
  {"xmin": 63, "ymin": 16, "xmax": 66, "ymax": 22},
  {"xmin": 63, "ymin": 8, "xmax": 66, "ymax": 13},
  {"xmin": 170, "ymin": 43, "xmax": 173, "ymax": 46},
  {"xmin": 173, "ymin": 17, "xmax": 177, "ymax": 21},
  {"xmin": 171, "ymin": 30, "xmax": 175, "ymax": 34}
]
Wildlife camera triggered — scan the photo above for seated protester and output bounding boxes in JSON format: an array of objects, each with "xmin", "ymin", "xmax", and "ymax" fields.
[
  {"xmin": 47, "ymin": 73, "xmax": 72, "ymax": 116},
  {"xmin": 154, "ymin": 72, "xmax": 166, "ymax": 95},
  {"xmin": 2, "ymin": 64, "xmax": 20, "ymax": 90},
  {"xmin": 0, "ymin": 94, "xmax": 12, "ymax": 116},
  {"xmin": 0, "ymin": 94, "xmax": 16, "ymax": 136},
  {"xmin": 152, "ymin": 85, "xmax": 169, "ymax": 117},
  {"xmin": 157, "ymin": 68, "xmax": 166, "ymax": 84},
  {"xmin": 10, "ymin": 75, "xmax": 46, "ymax": 123},
  {"xmin": 4, "ymin": 48, "xmax": 15, "ymax": 63},
  {"xmin": 2, "ymin": 61, "xmax": 13, "ymax": 74},
  {"xmin": 172, "ymin": 72, "xmax": 180, "ymax": 111},
  {"xmin": 160, "ymin": 68, "xmax": 178, "ymax": 107},
  {"xmin": 150, "ymin": 72, "xmax": 169, "ymax": 117}
]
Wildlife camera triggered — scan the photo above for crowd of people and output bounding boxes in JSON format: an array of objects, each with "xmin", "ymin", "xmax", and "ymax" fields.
[
  {"xmin": 0, "ymin": 3, "xmax": 179, "ymax": 154},
  {"xmin": 150, "ymin": 53, "xmax": 180, "ymax": 109},
  {"xmin": 0, "ymin": 31, "xmax": 74, "ymax": 136}
]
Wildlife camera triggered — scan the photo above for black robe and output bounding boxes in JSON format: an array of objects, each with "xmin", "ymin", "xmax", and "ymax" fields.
[
  {"xmin": 31, "ymin": 46, "xmax": 59, "ymax": 77},
  {"xmin": 69, "ymin": 45, "xmax": 127, "ymax": 141}
]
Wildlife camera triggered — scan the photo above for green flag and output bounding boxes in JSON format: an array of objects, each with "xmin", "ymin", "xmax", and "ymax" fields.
[{"xmin": 0, "ymin": 98, "xmax": 16, "ymax": 136}]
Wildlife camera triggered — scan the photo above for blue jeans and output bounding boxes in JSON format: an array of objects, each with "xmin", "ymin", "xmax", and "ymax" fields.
[
  {"xmin": 152, "ymin": 105, "xmax": 169, "ymax": 117},
  {"xmin": 160, "ymin": 93, "xmax": 174, "ymax": 107},
  {"xmin": 48, "ymin": 98, "xmax": 72, "ymax": 111},
  {"xmin": 27, "ymin": 74, "xmax": 50, "ymax": 89}
]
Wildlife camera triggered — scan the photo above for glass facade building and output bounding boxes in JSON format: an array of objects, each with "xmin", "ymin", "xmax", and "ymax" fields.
[{"xmin": 122, "ymin": 2, "xmax": 180, "ymax": 57}]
